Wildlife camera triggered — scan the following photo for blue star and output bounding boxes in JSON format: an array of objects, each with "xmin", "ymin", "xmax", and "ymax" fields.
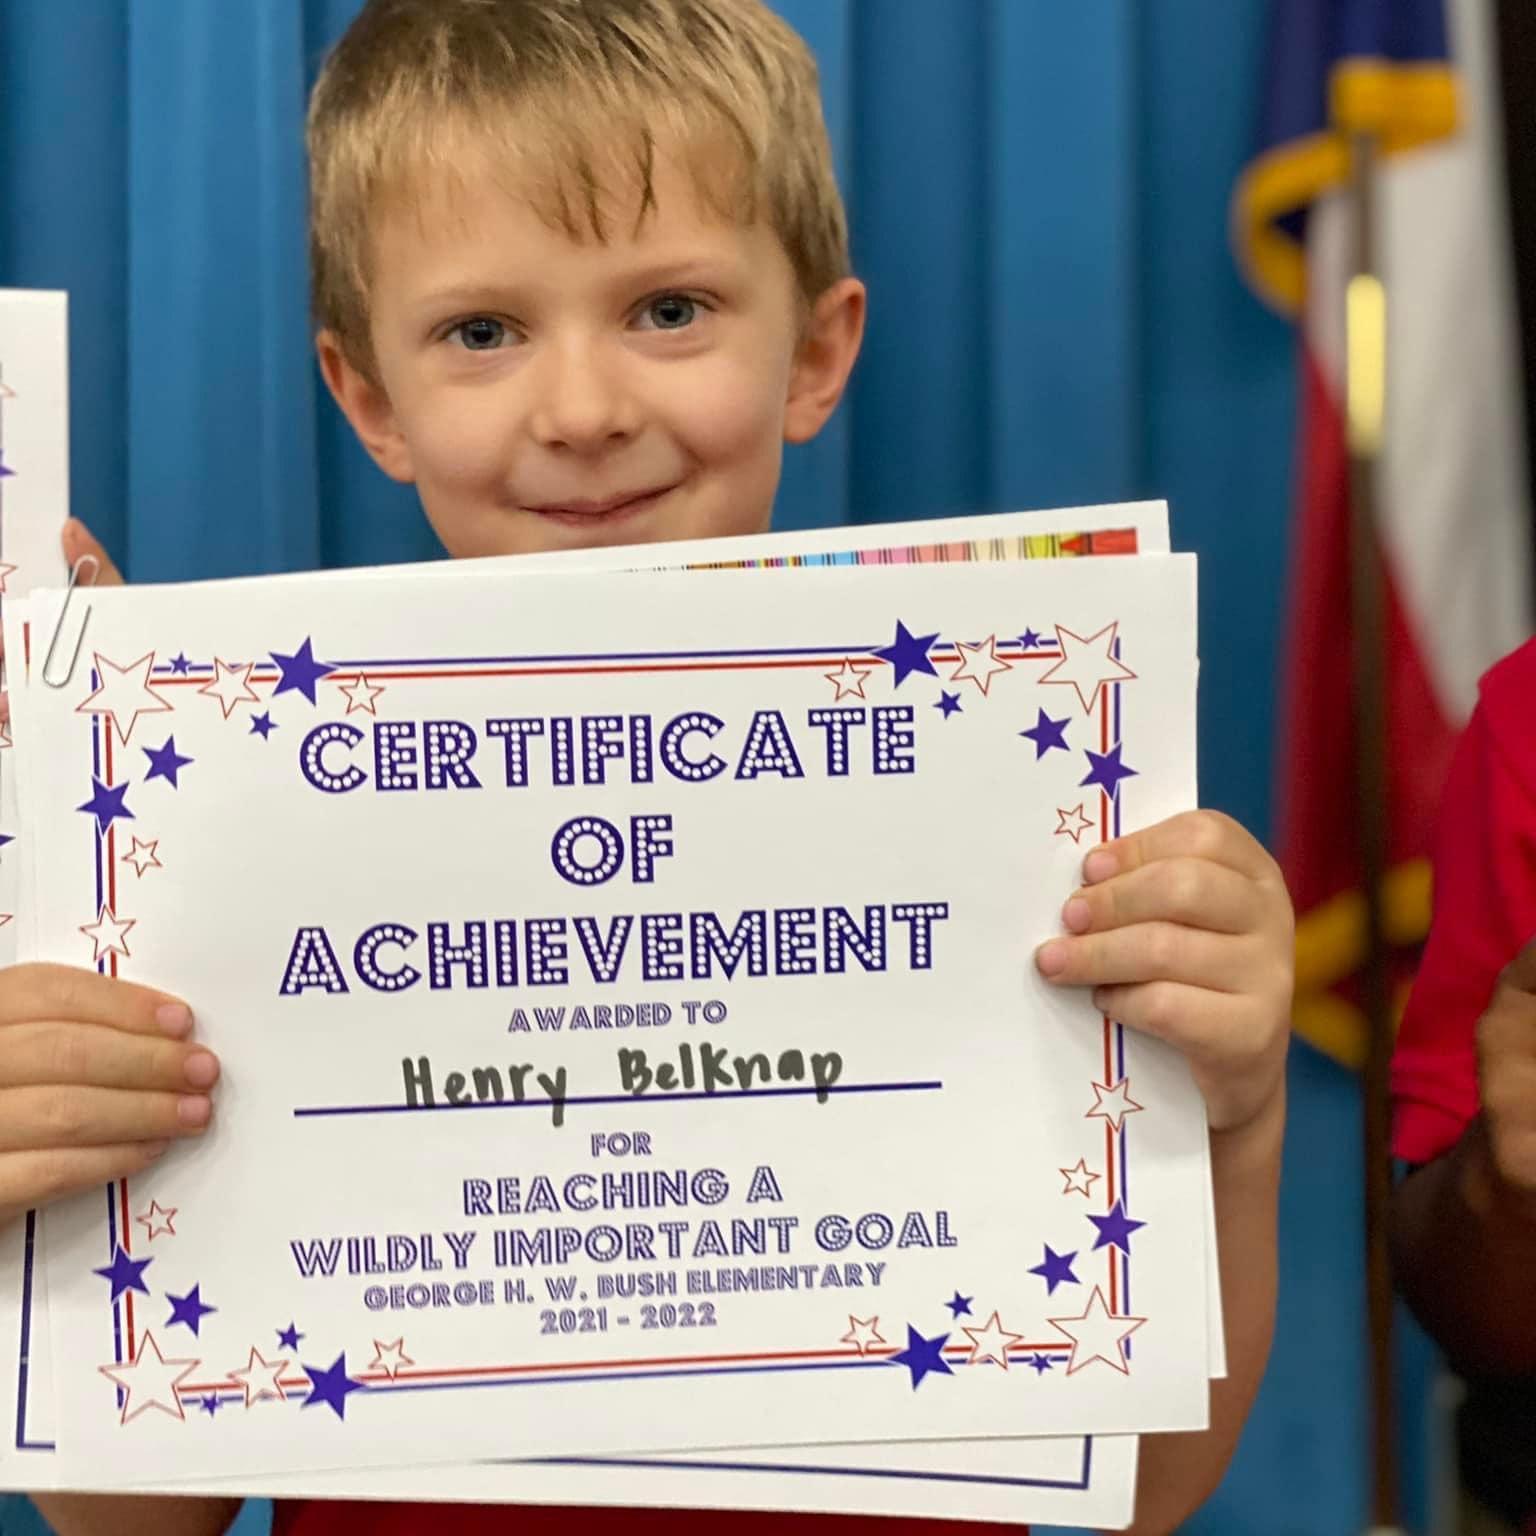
[
  {"xmin": 249, "ymin": 712, "xmax": 278, "ymax": 739},
  {"xmin": 0, "ymin": 453, "xmax": 14, "ymax": 479},
  {"xmin": 301, "ymin": 1352, "xmax": 365, "ymax": 1420},
  {"xmin": 1080, "ymin": 744, "xmax": 1138, "ymax": 799},
  {"xmin": 276, "ymin": 1322, "xmax": 304, "ymax": 1351},
  {"xmin": 166, "ymin": 1283, "xmax": 217, "ymax": 1336},
  {"xmin": 1027, "ymin": 1244, "xmax": 1080, "ymax": 1295},
  {"xmin": 92, "ymin": 1244, "xmax": 152, "ymax": 1302},
  {"xmin": 873, "ymin": 620, "xmax": 940, "ymax": 688},
  {"xmin": 1087, "ymin": 1198, "xmax": 1147, "ymax": 1255},
  {"xmin": 200, "ymin": 1394, "xmax": 224, "ymax": 1416},
  {"xmin": 1019, "ymin": 627, "xmax": 1045, "ymax": 650},
  {"xmin": 944, "ymin": 1291, "xmax": 974, "ymax": 1318},
  {"xmin": 269, "ymin": 637, "xmax": 335, "ymax": 705},
  {"xmin": 889, "ymin": 1324, "xmax": 953, "ymax": 1389},
  {"xmin": 1019, "ymin": 708, "xmax": 1071, "ymax": 759},
  {"xmin": 169, "ymin": 653, "xmax": 192, "ymax": 676},
  {"xmin": 0, "ymin": 833, "xmax": 13, "ymax": 849},
  {"xmin": 1027, "ymin": 1352, "xmax": 1056, "ymax": 1375},
  {"xmin": 142, "ymin": 736, "xmax": 194, "ymax": 789},
  {"xmin": 933, "ymin": 691, "xmax": 962, "ymax": 719},
  {"xmin": 76, "ymin": 777, "xmax": 135, "ymax": 834}
]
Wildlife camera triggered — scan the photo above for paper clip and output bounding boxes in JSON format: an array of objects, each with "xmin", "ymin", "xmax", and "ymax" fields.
[{"xmin": 41, "ymin": 554, "xmax": 101, "ymax": 689}]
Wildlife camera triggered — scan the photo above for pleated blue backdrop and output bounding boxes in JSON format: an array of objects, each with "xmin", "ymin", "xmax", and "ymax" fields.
[{"xmin": 0, "ymin": 3, "xmax": 1435, "ymax": 1533}]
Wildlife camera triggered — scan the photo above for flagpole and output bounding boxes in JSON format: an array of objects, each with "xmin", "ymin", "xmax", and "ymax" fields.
[{"xmin": 1344, "ymin": 131, "xmax": 1403, "ymax": 1536}]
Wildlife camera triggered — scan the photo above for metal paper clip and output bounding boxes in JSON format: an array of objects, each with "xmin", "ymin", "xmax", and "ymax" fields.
[{"xmin": 41, "ymin": 554, "xmax": 101, "ymax": 689}]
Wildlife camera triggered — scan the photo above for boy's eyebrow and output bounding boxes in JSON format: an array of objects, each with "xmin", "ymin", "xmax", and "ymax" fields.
[{"xmin": 409, "ymin": 258, "xmax": 745, "ymax": 316}]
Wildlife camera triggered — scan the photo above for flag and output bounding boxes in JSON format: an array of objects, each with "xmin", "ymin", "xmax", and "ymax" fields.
[{"xmin": 1233, "ymin": 0, "xmax": 1535, "ymax": 1068}]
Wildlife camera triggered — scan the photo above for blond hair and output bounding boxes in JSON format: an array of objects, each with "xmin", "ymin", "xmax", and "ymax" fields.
[{"xmin": 307, "ymin": 0, "xmax": 850, "ymax": 373}]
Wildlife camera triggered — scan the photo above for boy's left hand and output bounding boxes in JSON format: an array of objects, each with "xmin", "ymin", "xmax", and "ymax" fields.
[{"xmin": 1035, "ymin": 810, "xmax": 1293, "ymax": 1133}]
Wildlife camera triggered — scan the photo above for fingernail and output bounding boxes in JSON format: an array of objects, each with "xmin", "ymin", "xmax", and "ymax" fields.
[
  {"xmin": 177, "ymin": 1095, "xmax": 211, "ymax": 1128},
  {"xmin": 1083, "ymin": 848, "xmax": 1117, "ymax": 884},
  {"xmin": 1036, "ymin": 940, "xmax": 1068, "ymax": 978},
  {"xmin": 156, "ymin": 1003, "xmax": 193, "ymax": 1038},
  {"xmin": 183, "ymin": 1051, "xmax": 219, "ymax": 1089},
  {"xmin": 1062, "ymin": 896, "xmax": 1092, "ymax": 933}
]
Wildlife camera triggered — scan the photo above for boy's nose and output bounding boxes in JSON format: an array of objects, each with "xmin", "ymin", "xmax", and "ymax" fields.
[{"xmin": 527, "ymin": 339, "xmax": 639, "ymax": 452}]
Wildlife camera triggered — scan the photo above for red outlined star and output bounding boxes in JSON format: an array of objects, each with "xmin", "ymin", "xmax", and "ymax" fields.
[
  {"xmin": 839, "ymin": 1315, "xmax": 885, "ymax": 1355},
  {"xmin": 98, "ymin": 1331, "xmax": 200, "ymax": 1423},
  {"xmin": 1047, "ymin": 1287, "xmax": 1145, "ymax": 1375},
  {"xmin": 229, "ymin": 1346, "xmax": 289, "ymax": 1408},
  {"xmin": 77, "ymin": 652, "xmax": 173, "ymax": 746},
  {"xmin": 1060, "ymin": 1158, "xmax": 1101, "ymax": 1197},
  {"xmin": 1037, "ymin": 623, "xmax": 1137, "ymax": 714},
  {"xmin": 368, "ymin": 1338, "xmax": 415, "ymax": 1379},
  {"xmin": 1086, "ymin": 1077, "xmax": 1144, "ymax": 1133},
  {"xmin": 0, "ymin": 564, "xmax": 17, "ymax": 595},
  {"xmin": 135, "ymin": 1200, "xmax": 178, "ymax": 1241},
  {"xmin": 339, "ymin": 674, "xmax": 386, "ymax": 716},
  {"xmin": 80, "ymin": 904, "xmax": 135, "ymax": 964},
  {"xmin": 121, "ymin": 837, "xmax": 162, "ymax": 878},
  {"xmin": 1055, "ymin": 804, "xmax": 1095, "ymax": 843},
  {"xmin": 198, "ymin": 659, "xmax": 261, "ymax": 719},
  {"xmin": 948, "ymin": 634, "xmax": 1013, "ymax": 695},
  {"xmin": 824, "ymin": 659, "xmax": 874, "ymax": 702},
  {"xmin": 961, "ymin": 1310, "xmax": 1024, "ymax": 1368}
]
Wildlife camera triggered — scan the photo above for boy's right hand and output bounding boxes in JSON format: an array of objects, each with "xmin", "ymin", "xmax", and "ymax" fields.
[
  {"xmin": 0, "ymin": 522, "xmax": 213, "ymax": 1233},
  {"xmin": 0, "ymin": 965, "xmax": 217, "ymax": 1231},
  {"xmin": 1475, "ymin": 937, "xmax": 1536, "ymax": 1200}
]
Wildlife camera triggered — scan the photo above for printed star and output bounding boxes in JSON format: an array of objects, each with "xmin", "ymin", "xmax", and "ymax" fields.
[
  {"xmin": 0, "ymin": 834, "xmax": 12, "ymax": 849},
  {"xmin": 889, "ymin": 1324, "xmax": 953, "ymax": 1390},
  {"xmin": 1088, "ymin": 1198, "xmax": 1147, "ymax": 1256},
  {"xmin": 92, "ymin": 1244, "xmax": 152, "ymax": 1302},
  {"xmin": 1047, "ymin": 1286, "xmax": 1146, "ymax": 1376},
  {"xmin": 368, "ymin": 1338, "xmax": 415, "ymax": 1380},
  {"xmin": 1086, "ymin": 1076, "xmax": 1144, "ymax": 1133},
  {"xmin": 0, "ymin": 451, "xmax": 14, "ymax": 478},
  {"xmin": 949, "ymin": 634, "xmax": 1013, "ymax": 695},
  {"xmin": 339, "ymin": 673, "xmax": 386, "ymax": 716},
  {"xmin": 1018, "ymin": 626, "xmax": 1045, "ymax": 650},
  {"xmin": 1028, "ymin": 1244, "xmax": 1081, "ymax": 1295},
  {"xmin": 0, "ymin": 720, "xmax": 10, "ymax": 749},
  {"xmin": 824, "ymin": 658, "xmax": 874, "ymax": 702},
  {"xmin": 840, "ymin": 1315, "xmax": 886, "ymax": 1355},
  {"xmin": 1060, "ymin": 1159, "xmax": 1101, "ymax": 1198},
  {"xmin": 76, "ymin": 652, "xmax": 173, "ymax": 746},
  {"xmin": 249, "ymin": 711, "xmax": 277, "ymax": 739},
  {"xmin": 80, "ymin": 904, "xmax": 135, "ymax": 964},
  {"xmin": 142, "ymin": 735, "xmax": 194, "ymax": 788},
  {"xmin": 269, "ymin": 637, "xmax": 335, "ymax": 705},
  {"xmin": 1055, "ymin": 803, "xmax": 1096, "ymax": 843},
  {"xmin": 169, "ymin": 652, "xmax": 192, "ymax": 676},
  {"xmin": 1081, "ymin": 743, "xmax": 1138, "ymax": 799},
  {"xmin": 0, "ymin": 916, "xmax": 13, "ymax": 929},
  {"xmin": 199, "ymin": 658, "xmax": 261, "ymax": 719},
  {"xmin": 1020, "ymin": 708, "xmax": 1071, "ymax": 759},
  {"xmin": 230, "ymin": 1346, "xmax": 289, "ymax": 1408},
  {"xmin": 121, "ymin": 837, "xmax": 162, "ymax": 878},
  {"xmin": 1027, "ymin": 1352, "xmax": 1056, "ymax": 1375},
  {"xmin": 276, "ymin": 1322, "xmax": 304, "ymax": 1351},
  {"xmin": 944, "ymin": 1290, "xmax": 974, "ymax": 1318},
  {"xmin": 135, "ymin": 1200, "xmax": 178, "ymax": 1241},
  {"xmin": 302, "ymin": 1352, "xmax": 365, "ymax": 1420},
  {"xmin": 76, "ymin": 776, "xmax": 135, "ymax": 834},
  {"xmin": 933, "ymin": 690, "xmax": 963, "ymax": 719},
  {"xmin": 166, "ymin": 1284, "xmax": 218, "ymax": 1337},
  {"xmin": 0, "ymin": 563, "xmax": 17, "ymax": 594},
  {"xmin": 961, "ymin": 1310, "xmax": 1024, "ymax": 1369},
  {"xmin": 873, "ymin": 620, "xmax": 940, "ymax": 688},
  {"xmin": 200, "ymin": 1393, "xmax": 224, "ymax": 1416},
  {"xmin": 1037, "ymin": 623, "xmax": 1137, "ymax": 713},
  {"xmin": 98, "ymin": 1331, "xmax": 199, "ymax": 1424},
  {"xmin": 0, "ymin": 381, "xmax": 16, "ymax": 400}
]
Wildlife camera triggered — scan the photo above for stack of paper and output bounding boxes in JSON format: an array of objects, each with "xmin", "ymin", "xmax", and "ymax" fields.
[{"xmin": 0, "ymin": 290, "xmax": 1221, "ymax": 1530}]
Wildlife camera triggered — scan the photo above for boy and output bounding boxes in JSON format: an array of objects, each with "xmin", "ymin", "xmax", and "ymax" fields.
[{"xmin": 11, "ymin": 3, "xmax": 1293, "ymax": 1532}]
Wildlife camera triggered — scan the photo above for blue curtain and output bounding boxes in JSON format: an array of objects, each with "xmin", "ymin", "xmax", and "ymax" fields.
[{"xmin": 0, "ymin": 3, "xmax": 1419, "ymax": 1534}]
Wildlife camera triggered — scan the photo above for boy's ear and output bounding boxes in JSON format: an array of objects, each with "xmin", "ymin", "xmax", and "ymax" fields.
[
  {"xmin": 315, "ymin": 330, "xmax": 417, "ymax": 484},
  {"xmin": 784, "ymin": 277, "xmax": 866, "ymax": 445}
]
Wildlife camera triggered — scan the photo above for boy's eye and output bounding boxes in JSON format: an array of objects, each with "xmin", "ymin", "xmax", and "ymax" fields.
[
  {"xmin": 451, "ymin": 317, "xmax": 511, "ymax": 350},
  {"xmin": 638, "ymin": 294, "xmax": 698, "ymax": 331}
]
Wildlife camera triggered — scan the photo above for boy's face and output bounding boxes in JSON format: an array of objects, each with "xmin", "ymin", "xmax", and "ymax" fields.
[{"xmin": 320, "ymin": 148, "xmax": 863, "ymax": 559}]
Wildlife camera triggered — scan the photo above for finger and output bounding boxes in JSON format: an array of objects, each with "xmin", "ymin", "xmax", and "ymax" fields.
[
  {"xmin": 0, "ymin": 1085, "xmax": 211, "ymax": 1151},
  {"xmin": 61, "ymin": 519, "xmax": 125, "ymax": 587},
  {"xmin": 1062, "ymin": 858, "xmax": 1260, "ymax": 939},
  {"xmin": 0, "ymin": 1141, "xmax": 170, "ymax": 1218},
  {"xmin": 1087, "ymin": 980, "xmax": 1231, "ymax": 1053},
  {"xmin": 0, "ymin": 1021, "xmax": 219, "ymax": 1094},
  {"xmin": 0, "ymin": 963, "xmax": 193, "ymax": 1038},
  {"xmin": 1036, "ymin": 922, "xmax": 1256, "ymax": 992},
  {"xmin": 1082, "ymin": 810, "xmax": 1275, "ymax": 887}
]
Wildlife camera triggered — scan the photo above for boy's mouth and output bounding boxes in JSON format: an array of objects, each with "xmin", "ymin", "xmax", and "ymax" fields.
[{"xmin": 524, "ymin": 485, "xmax": 677, "ymax": 526}]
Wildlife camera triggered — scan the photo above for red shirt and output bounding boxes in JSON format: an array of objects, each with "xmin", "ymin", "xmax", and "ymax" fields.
[
  {"xmin": 1390, "ymin": 636, "xmax": 1536, "ymax": 1163},
  {"xmin": 274, "ymin": 1501, "xmax": 1022, "ymax": 1533}
]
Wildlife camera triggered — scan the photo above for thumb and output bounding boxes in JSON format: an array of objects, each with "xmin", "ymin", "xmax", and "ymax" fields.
[{"xmin": 61, "ymin": 519, "xmax": 125, "ymax": 587}]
